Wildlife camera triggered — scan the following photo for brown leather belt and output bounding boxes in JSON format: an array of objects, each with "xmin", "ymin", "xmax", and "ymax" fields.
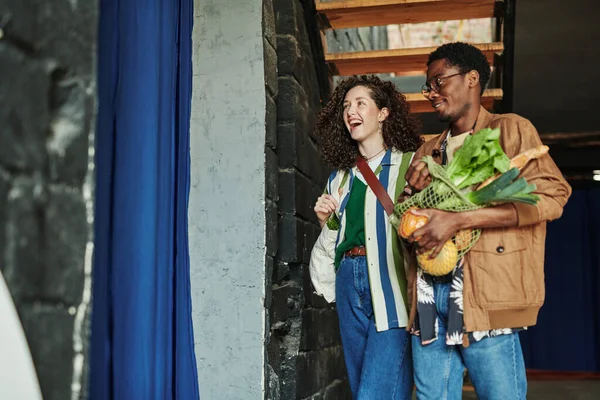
[{"xmin": 344, "ymin": 246, "xmax": 366, "ymax": 258}]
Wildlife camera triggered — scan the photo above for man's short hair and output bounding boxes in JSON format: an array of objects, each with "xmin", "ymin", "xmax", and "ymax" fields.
[{"xmin": 427, "ymin": 42, "xmax": 491, "ymax": 95}]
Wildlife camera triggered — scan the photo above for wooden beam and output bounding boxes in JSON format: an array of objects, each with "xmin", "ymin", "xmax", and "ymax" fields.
[
  {"xmin": 326, "ymin": 42, "xmax": 504, "ymax": 76},
  {"xmin": 538, "ymin": 131, "xmax": 600, "ymax": 142},
  {"xmin": 316, "ymin": 0, "xmax": 498, "ymax": 30},
  {"xmin": 407, "ymin": 88, "xmax": 503, "ymax": 114}
]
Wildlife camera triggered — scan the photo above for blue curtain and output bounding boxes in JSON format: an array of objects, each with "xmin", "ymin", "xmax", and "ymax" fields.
[
  {"xmin": 90, "ymin": 0, "xmax": 199, "ymax": 398},
  {"xmin": 520, "ymin": 188, "xmax": 600, "ymax": 373}
]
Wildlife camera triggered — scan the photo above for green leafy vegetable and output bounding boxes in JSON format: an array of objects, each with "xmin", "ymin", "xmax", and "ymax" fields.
[
  {"xmin": 427, "ymin": 128, "xmax": 538, "ymax": 207},
  {"xmin": 444, "ymin": 128, "xmax": 510, "ymax": 189}
]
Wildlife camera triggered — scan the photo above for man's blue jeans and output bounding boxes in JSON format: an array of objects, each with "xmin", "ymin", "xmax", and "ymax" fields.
[
  {"xmin": 412, "ymin": 281, "xmax": 527, "ymax": 400},
  {"xmin": 336, "ymin": 256, "xmax": 413, "ymax": 399}
]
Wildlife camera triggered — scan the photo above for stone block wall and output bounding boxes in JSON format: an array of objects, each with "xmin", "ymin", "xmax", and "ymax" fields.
[
  {"xmin": 264, "ymin": 1, "xmax": 395, "ymax": 398},
  {"xmin": 0, "ymin": 2, "xmax": 96, "ymax": 399},
  {"xmin": 265, "ymin": 0, "xmax": 351, "ymax": 398}
]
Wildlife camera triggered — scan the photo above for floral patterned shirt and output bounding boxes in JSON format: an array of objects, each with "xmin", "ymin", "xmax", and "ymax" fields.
[{"xmin": 411, "ymin": 259, "xmax": 525, "ymax": 346}]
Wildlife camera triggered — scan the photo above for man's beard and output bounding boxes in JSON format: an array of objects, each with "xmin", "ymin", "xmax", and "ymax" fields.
[
  {"xmin": 438, "ymin": 102, "xmax": 471, "ymax": 124},
  {"xmin": 438, "ymin": 112, "xmax": 452, "ymax": 123}
]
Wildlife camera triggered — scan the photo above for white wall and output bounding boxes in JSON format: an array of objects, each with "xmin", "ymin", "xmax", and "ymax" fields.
[{"xmin": 189, "ymin": 1, "xmax": 267, "ymax": 398}]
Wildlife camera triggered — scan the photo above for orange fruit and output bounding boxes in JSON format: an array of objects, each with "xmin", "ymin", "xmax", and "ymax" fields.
[{"xmin": 398, "ymin": 208, "xmax": 428, "ymax": 239}]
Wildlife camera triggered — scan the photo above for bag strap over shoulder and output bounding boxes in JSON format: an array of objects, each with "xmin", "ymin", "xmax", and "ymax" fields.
[{"xmin": 356, "ymin": 155, "xmax": 395, "ymax": 216}]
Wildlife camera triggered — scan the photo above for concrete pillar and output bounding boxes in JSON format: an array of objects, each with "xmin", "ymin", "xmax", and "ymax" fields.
[{"xmin": 189, "ymin": 1, "xmax": 268, "ymax": 398}]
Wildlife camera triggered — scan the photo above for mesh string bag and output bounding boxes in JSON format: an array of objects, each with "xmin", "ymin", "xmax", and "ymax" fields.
[{"xmin": 391, "ymin": 156, "xmax": 483, "ymax": 275}]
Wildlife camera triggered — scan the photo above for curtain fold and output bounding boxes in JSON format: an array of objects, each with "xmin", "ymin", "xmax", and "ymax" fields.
[
  {"xmin": 520, "ymin": 188, "xmax": 600, "ymax": 373},
  {"xmin": 91, "ymin": 0, "xmax": 199, "ymax": 398}
]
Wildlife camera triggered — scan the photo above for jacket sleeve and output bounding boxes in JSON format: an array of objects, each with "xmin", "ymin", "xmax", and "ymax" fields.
[{"xmin": 492, "ymin": 117, "xmax": 572, "ymax": 226}]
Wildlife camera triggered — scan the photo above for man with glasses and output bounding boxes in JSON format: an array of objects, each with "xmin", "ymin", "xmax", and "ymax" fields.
[{"xmin": 403, "ymin": 42, "xmax": 571, "ymax": 399}]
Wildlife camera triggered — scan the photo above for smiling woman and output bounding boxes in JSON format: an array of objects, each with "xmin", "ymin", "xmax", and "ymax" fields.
[{"xmin": 310, "ymin": 75, "xmax": 422, "ymax": 399}]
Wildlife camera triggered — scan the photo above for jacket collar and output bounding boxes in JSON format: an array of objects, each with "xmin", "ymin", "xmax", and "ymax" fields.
[{"xmin": 473, "ymin": 106, "xmax": 493, "ymax": 133}]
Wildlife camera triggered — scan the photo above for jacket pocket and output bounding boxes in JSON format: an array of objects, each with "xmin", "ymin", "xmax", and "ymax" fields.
[{"xmin": 468, "ymin": 231, "xmax": 529, "ymax": 306}]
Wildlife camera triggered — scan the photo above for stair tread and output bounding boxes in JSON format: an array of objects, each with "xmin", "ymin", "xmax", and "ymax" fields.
[
  {"xmin": 317, "ymin": 0, "xmax": 498, "ymax": 30},
  {"xmin": 327, "ymin": 42, "xmax": 504, "ymax": 76},
  {"xmin": 407, "ymin": 88, "xmax": 503, "ymax": 113}
]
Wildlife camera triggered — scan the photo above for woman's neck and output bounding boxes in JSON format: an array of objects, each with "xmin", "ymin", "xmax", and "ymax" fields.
[{"xmin": 358, "ymin": 137, "xmax": 386, "ymax": 160}]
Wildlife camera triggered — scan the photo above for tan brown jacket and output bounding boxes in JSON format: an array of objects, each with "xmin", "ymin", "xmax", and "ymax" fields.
[{"xmin": 407, "ymin": 107, "xmax": 572, "ymax": 332}]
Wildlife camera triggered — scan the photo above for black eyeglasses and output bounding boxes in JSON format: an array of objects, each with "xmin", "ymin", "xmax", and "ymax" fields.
[{"xmin": 421, "ymin": 72, "xmax": 464, "ymax": 97}]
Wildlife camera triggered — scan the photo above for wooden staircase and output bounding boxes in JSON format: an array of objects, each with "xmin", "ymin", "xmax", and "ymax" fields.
[
  {"xmin": 325, "ymin": 42, "xmax": 504, "ymax": 77},
  {"xmin": 316, "ymin": 0, "xmax": 513, "ymax": 116},
  {"xmin": 316, "ymin": 0, "xmax": 498, "ymax": 29}
]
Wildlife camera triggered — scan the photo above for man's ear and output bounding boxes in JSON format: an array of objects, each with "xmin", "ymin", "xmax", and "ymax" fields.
[
  {"xmin": 379, "ymin": 107, "xmax": 390, "ymax": 121},
  {"xmin": 468, "ymin": 70, "xmax": 480, "ymax": 89}
]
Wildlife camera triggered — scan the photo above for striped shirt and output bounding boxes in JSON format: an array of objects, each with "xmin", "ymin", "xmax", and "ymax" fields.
[{"xmin": 323, "ymin": 149, "xmax": 413, "ymax": 332}]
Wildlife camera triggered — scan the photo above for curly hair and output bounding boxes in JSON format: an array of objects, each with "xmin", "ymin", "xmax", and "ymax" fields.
[
  {"xmin": 427, "ymin": 42, "xmax": 491, "ymax": 95},
  {"xmin": 314, "ymin": 75, "xmax": 423, "ymax": 170}
]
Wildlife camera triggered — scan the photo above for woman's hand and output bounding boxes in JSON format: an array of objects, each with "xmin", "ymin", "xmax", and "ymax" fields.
[
  {"xmin": 314, "ymin": 194, "xmax": 339, "ymax": 228},
  {"xmin": 407, "ymin": 209, "xmax": 461, "ymax": 258}
]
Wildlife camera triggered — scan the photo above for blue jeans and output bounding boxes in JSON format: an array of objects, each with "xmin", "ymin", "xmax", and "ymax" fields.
[
  {"xmin": 412, "ymin": 281, "xmax": 527, "ymax": 400},
  {"xmin": 335, "ymin": 256, "xmax": 413, "ymax": 399}
]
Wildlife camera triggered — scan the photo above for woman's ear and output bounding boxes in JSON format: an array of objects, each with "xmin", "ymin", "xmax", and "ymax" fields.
[{"xmin": 379, "ymin": 107, "xmax": 390, "ymax": 122}]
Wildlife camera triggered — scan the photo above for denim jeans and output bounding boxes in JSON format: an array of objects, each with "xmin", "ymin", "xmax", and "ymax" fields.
[
  {"xmin": 412, "ymin": 281, "xmax": 527, "ymax": 400},
  {"xmin": 335, "ymin": 255, "xmax": 413, "ymax": 399}
]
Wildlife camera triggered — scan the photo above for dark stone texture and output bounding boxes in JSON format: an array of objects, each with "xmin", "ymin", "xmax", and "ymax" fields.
[
  {"xmin": 0, "ymin": 170, "xmax": 11, "ymax": 265},
  {"xmin": 0, "ymin": 43, "xmax": 49, "ymax": 172},
  {"xmin": 274, "ymin": 260, "xmax": 290, "ymax": 283},
  {"xmin": 266, "ymin": 147, "xmax": 279, "ymax": 201},
  {"xmin": 273, "ymin": 0, "xmax": 301, "ymax": 37},
  {"xmin": 278, "ymin": 169, "xmax": 322, "ymax": 222},
  {"xmin": 276, "ymin": 76, "xmax": 312, "ymax": 127},
  {"xmin": 18, "ymin": 303, "xmax": 76, "ymax": 400},
  {"xmin": 267, "ymin": 364, "xmax": 281, "ymax": 400},
  {"xmin": 43, "ymin": 185, "xmax": 87, "ymax": 305},
  {"xmin": 263, "ymin": 0, "xmax": 277, "ymax": 48},
  {"xmin": 299, "ymin": 308, "xmax": 342, "ymax": 352},
  {"xmin": 271, "ymin": 282, "xmax": 303, "ymax": 325},
  {"xmin": 47, "ymin": 78, "xmax": 93, "ymax": 186},
  {"xmin": 277, "ymin": 214, "xmax": 304, "ymax": 264},
  {"xmin": 276, "ymin": 34, "xmax": 302, "ymax": 78},
  {"xmin": 322, "ymin": 379, "xmax": 352, "ymax": 400},
  {"xmin": 296, "ymin": 346, "xmax": 346, "ymax": 399},
  {"xmin": 276, "ymin": 34, "xmax": 320, "ymax": 106},
  {"xmin": 266, "ymin": 255, "xmax": 274, "ymax": 310},
  {"xmin": 1, "ymin": 177, "xmax": 44, "ymax": 300},
  {"xmin": 0, "ymin": 0, "xmax": 97, "ymax": 77},
  {"xmin": 264, "ymin": 38, "xmax": 279, "ymax": 98},
  {"xmin": 269, "ymin": 0, "xmax": 349, "ymax": 398},
  {"xmin": 266, "ymin": 93, "xmax": 278, "ymax": 150},
  {"xmin": 277, "ymin": 121, "xmax": 329, "ymax": 185},
  {"xmin": 0, "ymin": 1, "xmax": 97, "ymax": 399},
  {"xmin": 266, "ymin": 198, "xmax": 279, "ymax": 258}
]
